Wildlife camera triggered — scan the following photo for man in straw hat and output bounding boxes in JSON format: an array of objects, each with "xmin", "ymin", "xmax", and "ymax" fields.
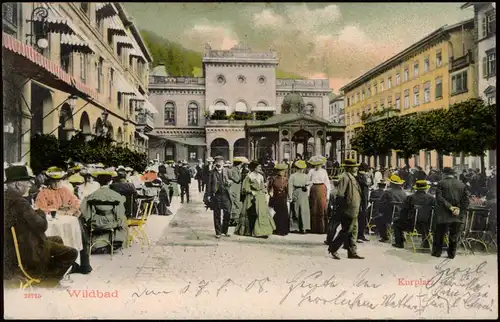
[
  {"xmin": 4, "ymin": 163, "xmax": 78, "ymax": 283},
  {"xmin": 206, "ymin": 156, "xmax": 232, "ymax": 238},
  {"xmin": 327, "ymin": 159, "xmax": 364, "ymax": 260},
  {"xmin": 307, "ymin": 155, "xmax": 330, "ymax": 234},
  {"xmin": 288, "ymin": 160, "xmax": 311, "ymax": 234},
  {"xmin": 374, "ymin": 173, "xmax": 407, "ymax": 243},
  {"xmin": 432, "ymin": 167, "xmax": 469, "ymax": 259},
  {"xmin": 392, "ymin": 180, "xmax": 436, "ymax": 249}
]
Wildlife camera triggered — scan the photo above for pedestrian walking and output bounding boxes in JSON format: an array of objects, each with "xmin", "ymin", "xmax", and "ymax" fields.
[
  {"xmin": 307, "ymin": 155, "xmax": 330, "ymax": 234},
  {"xmin": 206, "ymin": 156, "xmax": 232, "ymax": 238},
  {"xmin": 356, "ymin": 163, "xmax": 370, "ymax": 242},
  {"xmin": 432, "ymin": 167, "xmax": 470, "ymax": 259},
  {"xmin": 177, "ymin": 160, "xmax": 191, "ymax": 204},
  {"xmin": 327, "ymin": 159, "xmax": 364, "ymax": 260},
  {"xmin": 288, "ymin": 160, "xmax": 311, "ymax": 234},
  {"xmin": 268, "ymin": 163, "xmax": 289, "ymax": 236},
  {"xmin": 195, "ymin": 159, "xmax": 204, "ymax": 193}
]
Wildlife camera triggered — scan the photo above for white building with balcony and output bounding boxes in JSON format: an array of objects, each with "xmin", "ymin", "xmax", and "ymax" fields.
[
  {"xmin": 462, "ymin": 2, "xmax": 496, "ymax": 169},
  {"xmin": 147, "ymin": 43, "xmax": 332, "ymax": 162}
]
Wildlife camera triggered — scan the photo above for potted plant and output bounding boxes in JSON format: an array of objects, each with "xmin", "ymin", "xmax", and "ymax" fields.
[
  {"xmin": 204, "ymin": 111, "xmax": 211, "ymax": 120},
  {"xmin": 228, "ymin": 113, "xmax": 235, "ymax": 122}
]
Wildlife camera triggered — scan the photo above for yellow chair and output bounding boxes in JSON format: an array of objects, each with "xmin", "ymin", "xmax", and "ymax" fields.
[
  {"xmin": 87, "ymin": 200, "xmax": 121, "ymax": 258},
  {"xmin": 403, "ymin": 205, "xmax": 433, "ymax": 253},
  {"xmin": 127, "ymin": 196, "xmax": 154, "ymax": 247},
  {"xmin": 366, "ymin": 197, "xmax": 379, "ymax": 238},
  {"xmin": 10, "ymin": 227, "xmax": 41, "ymax": 289}
]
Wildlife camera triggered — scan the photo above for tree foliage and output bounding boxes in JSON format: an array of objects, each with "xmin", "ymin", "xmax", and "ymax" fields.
[
  {"xmin": 140, "ymin": 29, "xmax": 303, "ymax": 78},
  {"xmin": 350, "ymin": 98, "xmax": 496, "ymax": 160},
  {"xmin": 30, "ymin": 133, "xmax": 148, "ymax": 174}
]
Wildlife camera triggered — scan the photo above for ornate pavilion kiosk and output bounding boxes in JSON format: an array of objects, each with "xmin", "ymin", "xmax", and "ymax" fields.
[{"xmin": 245, "ymin": 91, "xmax": 346, "ymax": 162}]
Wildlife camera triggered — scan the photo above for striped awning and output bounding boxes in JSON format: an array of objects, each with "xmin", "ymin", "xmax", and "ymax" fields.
[
  {"xmin": 115, "ymin": 36, "xmax": 134, "ymax": 48},
  {"xmin": 60, "ymin": 33, "xmax": 94, "ymax": 54},
  {"xmin": 2, "ymin": 32, "xmax": 97, "ymax": 100},
  {"xmin": 107, "ymin": 16, "xmax": 127, "ymax": 36},
  {"xmin": 117, "ymin": 75, "xmax": 136, "ymax": 96},
  {"xmin": 31, "ymin": 3, "xmax": 73, "ymax": 34},
  {"xmin": 129, "ymin": 49, "xmax": 147, "ymax": 62},
  {"xmin": 96, "ymin": 3, "xmax": 118, "ymax": 19}
]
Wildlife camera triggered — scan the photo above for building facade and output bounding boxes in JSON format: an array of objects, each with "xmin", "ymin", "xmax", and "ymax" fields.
[
  {"xmin": 340, "ymin": 19, "xmax": 477, "ymax": 170},
  {"xmin": 2, "ymin": 2, "xmax": 155, "ymax": 164},
  {"xmin": 462, "ymin": 2, "xmax": 496, "ymax": 169},
  {"xmin": 147, "ymin": 43, "xmax": 332, "ymax": 163},
  {"xmin": 329, "ymin": 95, "xmax": 344, "ymax": 161}
]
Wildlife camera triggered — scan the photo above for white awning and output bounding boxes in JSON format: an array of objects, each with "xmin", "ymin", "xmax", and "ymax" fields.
[
  {"xmin": 131, "ymin": 91, "xmax": 159, "ymax": 114},
  {"xmin": 60, "ymin": 33, "xmax": 95, "ymax": 54},
  {"xmin": 107, "ymin": 16, "xmax": 127, "ymax": 36},
  {"xmin": 96, "ymin": 3, "xmax": 118, "ymax": 18},
  {"xmin": 32, "ymin": 3, "xmax": 73, "ymax": 34},
  {"xmin": 117, "ymin": 75, "xmax": 136, "ymax": 95},
  {"xmin": 209, "ymin": 105, "xmax": 229, "ymax": 114},
  {"xmin": 251, "ymin": 105, "xmax": 276, "ymax": 112},
  {"xmin": 115, "ymin": 35, "xmax": 134, "ymax": 48},
  {"xmin": 234, "ymin": 102, "xmax": 248, "ymax": 113}
]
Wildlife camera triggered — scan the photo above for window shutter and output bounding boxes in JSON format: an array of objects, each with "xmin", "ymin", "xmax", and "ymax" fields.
[{"xmin": 483, "ymin": 56, "xmax": 488, "ymax": 78}]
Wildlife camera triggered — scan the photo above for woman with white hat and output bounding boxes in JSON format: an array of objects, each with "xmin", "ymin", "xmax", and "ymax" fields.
[
  {"xmin": 34, "ymin": 167, "xmax": 81, "ymax": 216},
  {"xmin": 288, "ymin": 160, "xmax": 311, "ymax": 234},
  {"xmin": 307, "ymin": 156, "xmax": 330, "ymax": 234}
]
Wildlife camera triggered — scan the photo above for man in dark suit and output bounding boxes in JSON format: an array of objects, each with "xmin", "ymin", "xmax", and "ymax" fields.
[
  {"xmin": 110, "ymin": 169, "xmax": 138, "ymax": 217},
  {"xmin": 195, "ymin": 159, "xmax": 204, "ymax": 193},
  {"xmin": 206, "ymin": 156, "xmax": 232, "ymax": 238},
  {"xmin": 356, "ymin": 163, "xmax": 370, "ymax": 242},
  {"xmin": 328, "ymin": 159, "xmax": 364, "ymax": 260},
  {"xmin": 177, "ymin": 160, "xmax": 192, "ymax": 204},
  {"xmin": 375, "ymin": 174, "xmax": 407, "ymax": 242},
  {"xmin": 4, "ymin": 164, "xmax": 78, "ymax": 283},
  {"xmin": 392, "ymin": 180, "xmax": 436, "ymax": 249},
  {"xmin": 432, "ymin": 167, "xmax": 470, "ymax": 259}
]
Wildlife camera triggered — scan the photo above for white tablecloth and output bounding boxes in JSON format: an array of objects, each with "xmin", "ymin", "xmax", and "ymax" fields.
[{"xmin": 46, "ymin": 215, "xmax": 83, "ymax": 251}]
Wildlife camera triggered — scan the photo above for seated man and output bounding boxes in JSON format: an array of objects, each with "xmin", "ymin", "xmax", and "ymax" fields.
[
  {"xmin": 375, "ymin": 175, "xmax": 407, "ymax": 242},
  {"xmin": 110, "ymin": 169, "xmax": 138, "ymax": 218},
  {"xmin": 392, "ymin": 180, "xmax": 436, "ymax": 249},
  {"xmin": 4, "ymin": 164, "xmax": 78, "ymax": 283}
]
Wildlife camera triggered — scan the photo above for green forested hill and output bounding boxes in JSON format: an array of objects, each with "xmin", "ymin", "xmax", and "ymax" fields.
[{"xmin": 140, "ymin": 30, "xmax": 303, "ymax": 78}]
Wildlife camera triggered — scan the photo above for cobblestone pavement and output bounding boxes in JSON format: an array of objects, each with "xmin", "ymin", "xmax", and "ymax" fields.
[{"xmin": 4, "ymin": 186, "xmax": 498, "ymax": 319}]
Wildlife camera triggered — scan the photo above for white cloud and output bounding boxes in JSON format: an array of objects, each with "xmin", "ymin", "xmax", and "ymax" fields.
[
  {"xmin": 185, "ymin": 24, "xmax": 239, "ymax": 50},
  {"xmin": 252, "ymin": 9, "xmax": 284, "ymax": 28}
]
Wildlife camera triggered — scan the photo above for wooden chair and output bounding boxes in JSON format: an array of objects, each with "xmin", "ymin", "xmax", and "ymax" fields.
[
  {"xmin": 388, "ymin": 201, "xmax": 403, "ymax": 243},
  {"xmin": 366, "ymin": 197, "xmax": 379, "ymax": 238},
  {"xmin": 87, "ymin": 200, "xmax": 121, "ymax": 258},
  {"xmin": 403, "ymin": 205, "xmax": 433, "ymax": 253},
  {"xmin": 464, "ymin": 206, "xmax": 496, "ymax": 253},
  {"xmin": 127, "ymin": 196, "xmax": 154, "ymax": 248},
  {"xmin": 10, "ymin": 226, "xmax": 41, "ymax": 289}
]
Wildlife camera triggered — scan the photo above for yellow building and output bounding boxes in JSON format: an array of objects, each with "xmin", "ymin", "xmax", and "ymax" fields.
[{"xmin": 340, "ymin": 19, "xmax": 476, "ymax": 170}]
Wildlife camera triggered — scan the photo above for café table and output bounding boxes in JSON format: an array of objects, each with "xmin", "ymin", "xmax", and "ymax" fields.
[{"xmin": 45, "ymin": 213, "xmax": 84, "ymax": 252}]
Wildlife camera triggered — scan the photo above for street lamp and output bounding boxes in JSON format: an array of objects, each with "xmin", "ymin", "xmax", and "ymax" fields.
[
  {"xmin": 67, "ymin": 94, "xmax": 78, "ymax": 110},
  {"xmin": 26, "ymin": 6, "xmax": 49, "ymax": 50}
]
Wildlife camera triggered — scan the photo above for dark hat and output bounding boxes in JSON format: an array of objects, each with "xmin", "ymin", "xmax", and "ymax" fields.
[
  {"xmin": 341, "ymin": 159, "xmax": 360, "ymax": 167},
  {"xmin": 443, "ymin": 167, "xmax": 455, "ymax": 175},
  {"xmin": 5, "ymin": 164, "xmax": 35, "ymax": 183},
  {"xmin": 378, "ymin": 180, "xmax": 387, "ymax": 187},
  {"xmin": 248, "ymin": 160, "xmax": 260, "ymax": 171},
  {"xmin": 413, "ymin": 180, "xmax": 430, "ymax": 190}
]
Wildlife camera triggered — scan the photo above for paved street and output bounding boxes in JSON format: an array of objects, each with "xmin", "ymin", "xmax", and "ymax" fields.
[{"xmin": 4, "ymin": 186, "xmax": 498, "ymax": 319}]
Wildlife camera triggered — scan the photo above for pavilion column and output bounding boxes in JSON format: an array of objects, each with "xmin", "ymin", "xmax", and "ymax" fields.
[
  {"xmin": 229, "ymin": 147, "xmax": 234, "ymax": 162},
  {"xmin": 331, "ymin": 138, "xmax": 337, "ymax": 161},
  {"xmin": 20, "ymin": 80, "xmax": 32, "ymax": 164},
  {"xmin": 340, "ymin": 137, "xmax": 345, "ymax": 162}
]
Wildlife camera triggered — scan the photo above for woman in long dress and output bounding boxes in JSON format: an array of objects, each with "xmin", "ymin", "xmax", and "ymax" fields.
[
  {"xmin": 235, "ymin": 161, "xmax": 275, "ymax": 238},
  {"xmin": 288, "ymin": 160, "xmax": 311, "ymax": 234},
  {"xmin": 307, "ymin": 156, "xmax": 331, "ymax": 234},
  {"xmin": 268, "ymin": 163, "xmax": 289, "ymax": 236}
]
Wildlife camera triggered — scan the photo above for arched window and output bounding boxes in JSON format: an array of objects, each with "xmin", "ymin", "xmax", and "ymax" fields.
[
  {"xmin": 215, "ymin": 100, "xmax": 227, "ymax": 107},
  {"xmin": 305, "ymin": 103, "xmax": 315, "ymax": 115},
  {"xmin": 164, "ymin": 102, "xmax": 176, "ymax": 125},
  {"xmin": 188, "ymin": 102, "xmax": 199, "ymax": 126},
  {"xmin": 257, "ymin": 101, "xmax": 268, "ymax": 107}
]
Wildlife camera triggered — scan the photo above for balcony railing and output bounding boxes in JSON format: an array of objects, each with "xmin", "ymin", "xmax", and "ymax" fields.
[
  {"xmin": 136, "ymin": 112, "xmax": 155, "ymax": 130},
  {"xmin": 364, "ymin": 108, "xmax": 400, "ymax": 124},
  {"xmin": 450, "ymin": 51, "xmax": 473, "ymax": 72}
]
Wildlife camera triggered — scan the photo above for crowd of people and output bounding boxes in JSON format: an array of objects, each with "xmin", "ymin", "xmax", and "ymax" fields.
[
  {"xmin": 3, "ymin": 159, "xmax": 194, "ymax": 286},
  {"xmin": 3, "ymin": 155, "xmax": 497, "ymax": 286}
]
